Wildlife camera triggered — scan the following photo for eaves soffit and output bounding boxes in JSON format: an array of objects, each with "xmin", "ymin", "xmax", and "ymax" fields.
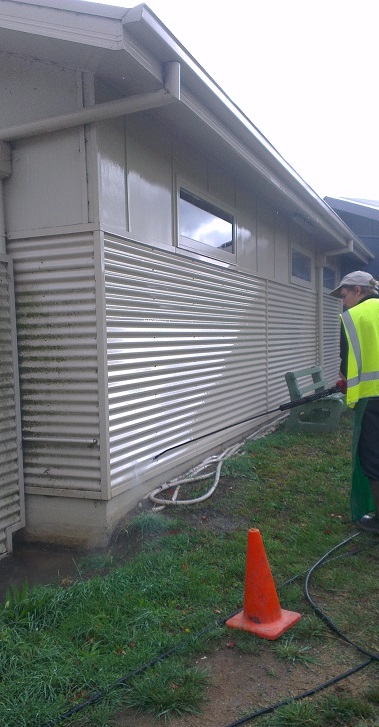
[{"xmin": 0, "ymin": 0, "xmax": 162, "ymax": 93}]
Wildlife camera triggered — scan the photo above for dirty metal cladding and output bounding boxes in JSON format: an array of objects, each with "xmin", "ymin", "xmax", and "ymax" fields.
[
  {"xmin": 0, "ymin": 257, "xmax": 24, "ymax": 558},
  {"xmin": 7, "ymin": 234, "xmax": 102, "ymax": 494},
  {"xmin": 323, "ymin": 294, "xmax": 342, "ymax": 386},
  {"xmin": 104, "ymin": 237, "xmax": 268, "ymax": 491},
  {"xmin": 267, "ymin": 280, "xmax": 317, "ymax": 408}
]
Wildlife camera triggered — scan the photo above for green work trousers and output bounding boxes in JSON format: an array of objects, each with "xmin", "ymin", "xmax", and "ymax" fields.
[{"xmin": 351, "ymin": 399, "xmax": 375, "ymax": 521}]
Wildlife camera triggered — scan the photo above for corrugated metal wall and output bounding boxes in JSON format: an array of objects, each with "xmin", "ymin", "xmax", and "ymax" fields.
[
  {"xmin": 104, "ymin": 237, "xmax": 319, "ymax": 493},
  {"xmin": 267, "ymin": 280, "xmax": 317, "ymax": 408},
  {"xmin": 323, "ymin": 293, "xmax": 342, "ymax": 385},
  {"xmin": 0, "ymin": 255, "xmax": 24, "ymax": 558},
  {"xmin": 7, "ymin": 234, "xmax": 102, "ymax": 496}
]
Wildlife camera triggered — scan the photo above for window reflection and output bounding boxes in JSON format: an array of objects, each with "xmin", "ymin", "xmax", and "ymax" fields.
[{"xmin": 179, "ymin": 189, "xmax": 234, "ymax": 251}]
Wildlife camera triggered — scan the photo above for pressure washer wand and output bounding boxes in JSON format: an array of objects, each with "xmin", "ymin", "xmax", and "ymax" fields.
[
  {"xmin": 154, "ymin": 382, "xmax": 345, "ymax": 460},
  {"xmin": 278, "ymin": 382, "xmax": 343, "ymax": 411}
]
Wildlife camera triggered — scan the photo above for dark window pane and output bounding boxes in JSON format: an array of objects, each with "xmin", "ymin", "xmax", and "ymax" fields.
[{"xmin": 292, "ymin": 249, "xmax": 311, "ymax": 281}]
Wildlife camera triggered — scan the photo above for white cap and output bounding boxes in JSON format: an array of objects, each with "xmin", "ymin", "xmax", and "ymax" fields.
[{"xmin": 330, "ymin": 270, "xmax": 379, "ymax": 298}]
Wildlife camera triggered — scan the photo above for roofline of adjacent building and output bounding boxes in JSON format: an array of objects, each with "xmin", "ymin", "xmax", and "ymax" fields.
[{"xmin": 325, "ymin": 196, "xmax": 379, "ymax": 222}]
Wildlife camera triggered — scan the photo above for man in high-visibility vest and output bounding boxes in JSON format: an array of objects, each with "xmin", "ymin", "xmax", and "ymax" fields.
[{"xmin": 331, "ymin": 270, "xmax": 379, "ymax": 533}]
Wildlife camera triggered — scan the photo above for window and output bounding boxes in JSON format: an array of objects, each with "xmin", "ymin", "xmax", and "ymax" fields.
[
  {"xmin": 178, "ymin": 187, "xmax": 235, "ymax": 261},
  {"xmin": 323, "ymin": 267, "xmax": 335, "ymax": 290},
  {"xmin": 291, "ymin": 247, "xmax": 311, "ymax": 285}
]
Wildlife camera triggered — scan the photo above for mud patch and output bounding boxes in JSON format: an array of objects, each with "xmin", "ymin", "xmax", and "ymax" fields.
[
  {"xmin": 0, "ymin": 540, "xmax": 81, "ymax": 600},
  {"xmin": 111, "ymin": 640, "xmax": 372, "ymax": 727}
]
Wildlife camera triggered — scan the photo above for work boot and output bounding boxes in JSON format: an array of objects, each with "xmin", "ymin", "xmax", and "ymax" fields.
[
  {"xmin": 358, "ymin": 479, "xmax": 379, "ymax": 533},
  {"xmin": 357, "ymin": 514, "xmax": 379, "ymax": 534}
]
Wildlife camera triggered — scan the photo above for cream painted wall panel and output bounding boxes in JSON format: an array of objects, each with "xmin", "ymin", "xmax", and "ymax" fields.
[
  {"xmin": 235, "ymin": 186, "xmax": 257, "ymax": 272},
  {"xmin": 7, "ymin": 233, "xmax": 102, "ymax": 495},
  {"xmin": 0, "ymin": 52, "xmax": 80, "ymax": 127},
  {"xmin": 173, "ymin": 139, "xmax": 208, "ymax": 190},
  {"xmin": 97, "ymin": 118, "xmax": 127, "ymax": 233},
  {"xmin": 126, "ymin": 117, "xmax": 172, "ymax": 245},
  {"xmin": 104, "ymin": 236, "xmax": 268, "ymax": 492},
  {"xmin": 5, "ymin": 130, "xmax": 87, "ymax": 234},
  {"xmin": 257, "ymin": 201, "xmax": 275, "ymax": 279},
  {"xmin": 274, "ymin": 215, "xmax": 290, "ymax": 283},
  {"xmin": 207, "ymin": 159, "xmax": 236, "ymax": 208}
]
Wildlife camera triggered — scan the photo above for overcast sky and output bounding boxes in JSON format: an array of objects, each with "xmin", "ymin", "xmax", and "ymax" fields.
[{"xmin": 86, "ymin": 0, "xmax": 379, "ymax": 203}]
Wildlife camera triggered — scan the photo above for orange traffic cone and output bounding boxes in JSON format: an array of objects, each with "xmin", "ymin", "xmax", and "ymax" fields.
[{"xmin": 226, "ymin": 528, "xmax": 301, "ymax": 640}]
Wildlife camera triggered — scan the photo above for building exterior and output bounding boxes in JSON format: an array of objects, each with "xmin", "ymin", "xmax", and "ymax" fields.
[
  {"xmin": 0, "ymin": 0, "xmax": 373, "ymax": 556},
  {"xmin": 324, "ymin": 197, "xmax": 379, "ymax": 278}
]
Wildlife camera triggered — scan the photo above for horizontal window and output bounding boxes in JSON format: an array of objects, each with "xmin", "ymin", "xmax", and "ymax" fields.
[{"xmin": 178, "ymin": 187, "xmax": 235, "ymax": 262}]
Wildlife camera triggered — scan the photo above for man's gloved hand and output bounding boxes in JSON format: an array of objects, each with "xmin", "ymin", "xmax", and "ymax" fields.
[{"xmin": 336, "ymin": 379, "xmax": 347, "ymax": 394}]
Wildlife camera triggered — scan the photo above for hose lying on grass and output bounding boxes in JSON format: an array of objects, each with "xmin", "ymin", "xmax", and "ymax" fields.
[
  {"xmin": 41, "ymin": 533, "xmax": 379, "ymax": 727},
  {"xmin": 148, "ymin": 419, "xmax": 280, "ymax": 509}
]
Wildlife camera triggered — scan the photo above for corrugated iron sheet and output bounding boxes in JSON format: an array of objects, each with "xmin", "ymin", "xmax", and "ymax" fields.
[
  {"xmin": 7, "ymin": 234, "xmax": 102, "ymax": 494},
  {"xmin": 0, "ymin": 255, "xmax": 24, "ymax": 558},
  {"xmin": 105, "ymin": 238, "xmax": 268, "ymax": 489},
  {"xmin": 267, "ymin": 280, "xmax": 317, "ymax": 408},
  {"xmin": 104, "ymin": 238, "xmax": 323, "ymax": 492}
]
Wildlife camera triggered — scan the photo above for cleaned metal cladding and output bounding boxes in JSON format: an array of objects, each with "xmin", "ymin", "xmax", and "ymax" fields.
[
  {"xmin": 105, "ymin": 239, "xmax": 332, "ymax": 492},
  {"xmin": 0, "ymin": 258, "xmax": 22, "ymax": 557},
  {"xmin": 105, "ymin": 237, "xmax": 267, "ymax": 489},
  {"xmin": 6, "ymin": 234, "xmax": 102, "ymax": 493},
  {"xmin": 267, "ymin": 279, "xmax": 318, "ymax": 408}
]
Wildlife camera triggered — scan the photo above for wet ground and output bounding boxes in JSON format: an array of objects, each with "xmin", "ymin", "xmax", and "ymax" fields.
[{"xmin": 0, "ymin": 535, "xmax": 83, "ymax": 601}]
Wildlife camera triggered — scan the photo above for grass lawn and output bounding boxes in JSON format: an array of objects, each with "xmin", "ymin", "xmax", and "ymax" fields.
[{"xmin": 1, "ymin": 412, "xmax": 378, "ymax": 726}]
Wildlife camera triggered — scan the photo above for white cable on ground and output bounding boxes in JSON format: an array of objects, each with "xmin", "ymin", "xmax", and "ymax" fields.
[{"xmin": 148, "ymin": 418, "xmax": 283, "ymax": 510}]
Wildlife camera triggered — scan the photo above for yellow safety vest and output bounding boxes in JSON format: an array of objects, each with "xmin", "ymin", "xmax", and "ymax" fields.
[{"xmin": 341, "ymin": 297, "xmax": 379, "ymax": 405}]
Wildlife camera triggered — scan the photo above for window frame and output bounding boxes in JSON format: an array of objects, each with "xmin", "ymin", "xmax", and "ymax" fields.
[{"xmin": 177, "ymin": 182, "xmax": 236, "ymax": 264}]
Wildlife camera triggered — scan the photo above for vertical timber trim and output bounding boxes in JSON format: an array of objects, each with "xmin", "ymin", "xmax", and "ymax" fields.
[{"xmin": 94, "ymin": 229, "xmax": 111, "ymax": 499}]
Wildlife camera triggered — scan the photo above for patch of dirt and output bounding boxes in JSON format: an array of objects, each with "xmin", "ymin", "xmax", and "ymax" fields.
[{"xmin": 111, "ymin": 640, "xmax": 374, "ymax": 727}]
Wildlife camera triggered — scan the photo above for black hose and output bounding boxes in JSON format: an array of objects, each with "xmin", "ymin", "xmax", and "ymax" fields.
[
  {"xmin": 304, "ymin": 532, "xmax": 379, "ymax": 662},
  {"xmin": 221, "ymin": 658, "xmax": 373, "ymax": 727},
  {"xmin": 41, "ymin": 532, "xmax": 379, "ymax": 727},
  {"xmin": 222, "ymin": 533, "xmax": 379, "ymax": 727}
]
